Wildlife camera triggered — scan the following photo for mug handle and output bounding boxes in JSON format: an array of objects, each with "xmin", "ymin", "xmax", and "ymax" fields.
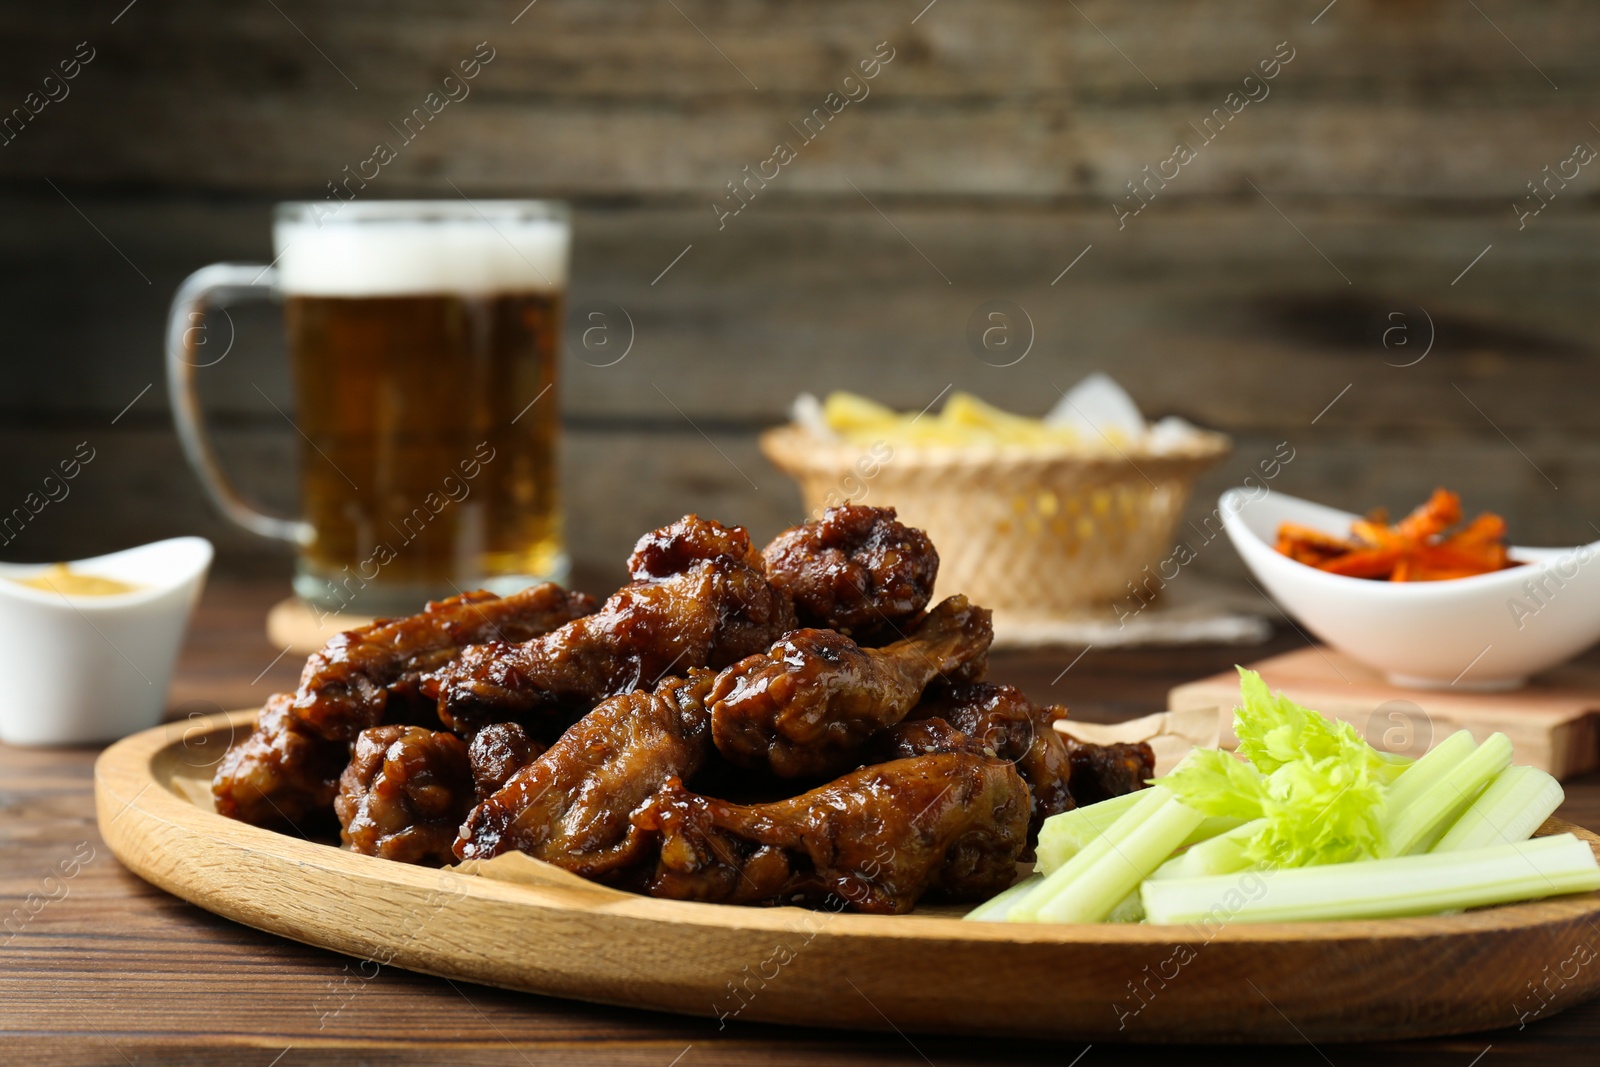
[{"xmin": 165, "ymin": 263, "xmax": 313, "ymax": 545}]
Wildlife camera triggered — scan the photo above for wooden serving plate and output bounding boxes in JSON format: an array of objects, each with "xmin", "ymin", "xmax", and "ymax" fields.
[{"xmin": 96, "ymin": 710, "xmax": 1600, "ymax": 1043}]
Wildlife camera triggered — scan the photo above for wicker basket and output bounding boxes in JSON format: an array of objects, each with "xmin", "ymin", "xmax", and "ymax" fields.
[{"xmin": 761, "ymin": 425, "xmax": 1232, "ymax": 617}]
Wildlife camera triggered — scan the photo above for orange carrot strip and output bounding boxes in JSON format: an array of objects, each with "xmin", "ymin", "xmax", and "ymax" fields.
[
  {"xmin": 1394, "ymin": 488, "xmax": 1462, "ymax": 542},
  {"xmin": 1316, "ymin": 547, "xmax": 1404, "ymax": 579},
  {"xmin": 1444, "ymin": 513, "xmax": 1509, "ymax": 549},
  {"xmin": 1277, "ymin": 522, "xmax": 1357, "ymax": 549}
]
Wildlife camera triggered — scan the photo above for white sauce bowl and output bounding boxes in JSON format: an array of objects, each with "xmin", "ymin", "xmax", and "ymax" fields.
[
  {"xmin": 1221, "ymin": 489, "xmax": 1600, "ymax": 690},
  {"xmin": 0, "ymin": 537, "xmax": 212, "ymax": 744}
]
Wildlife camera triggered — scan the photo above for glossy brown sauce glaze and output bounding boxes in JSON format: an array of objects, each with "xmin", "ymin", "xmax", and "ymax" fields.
[
  {"xmin": 214, "ymin": 586, "xmax": 591, "ymax": 830},
  {"xmin": 293, "ymin": 584, "xmax": 596, "ymax": 742},
  {"xmin": 433, "ymin": 516, "xmax": 795, "ymax": 735},
  {"xmin": 336, "ymin": 725, "xmax": 475, "ymax": 866},
  {"xmin": 1061, "ymin": 735, "xmax": 1157, "ymax": 808},
  {"xmin": 454, "ymin": 669, "xmax": 718, "ymax": 878},
  {"xmin": 707, "ymin": 595, "xmax": 992, "ymax": 779},
  {"xmin": 466, "ymin": 721, "xmax": 545, "ymax": 799},
  {"xmin": 912, "ymin": 681, "xmax": 1079, "ymax": 841},
  {"xmin": 761, "ymin": 503, "xmax": 938, "ymax": 645},
  {"xmin": 632, "ymin": 752, "xmax": 1030, "ymax": 914}
]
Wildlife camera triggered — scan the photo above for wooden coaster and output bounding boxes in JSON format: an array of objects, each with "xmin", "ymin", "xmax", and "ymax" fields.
[
  {"xmin": 266, "ymin": 597, "xmax": 378, "ymax": 657},
  {"xmin": 1168, "ymin": 646, "xmax": 1600, "ymax": 780}
]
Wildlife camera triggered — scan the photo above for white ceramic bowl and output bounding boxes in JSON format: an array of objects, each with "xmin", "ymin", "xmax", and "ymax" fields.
[
  {"xmin": 0, "ymin": 537, "xmax": 212, "ymax": 745},
  {"xmin": 1220, "ymin": 489, "xmax": 1600, "ymax": 690}
]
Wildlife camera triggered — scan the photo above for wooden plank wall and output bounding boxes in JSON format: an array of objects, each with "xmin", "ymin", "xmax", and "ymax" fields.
[{"xmin": 2, "ymin": 0, "xmax": 1597, "ymax": 585}]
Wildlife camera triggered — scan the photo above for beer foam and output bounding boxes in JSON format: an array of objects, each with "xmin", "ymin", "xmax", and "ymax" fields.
[{"xmin": 274, "ymin": 217, "xmax": 569, "ymax": 295}]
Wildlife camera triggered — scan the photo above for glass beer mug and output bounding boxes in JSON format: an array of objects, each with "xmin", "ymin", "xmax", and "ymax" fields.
[{"xmin": 166, "ymin": 201, "xmax": 570, "ymax": 614}]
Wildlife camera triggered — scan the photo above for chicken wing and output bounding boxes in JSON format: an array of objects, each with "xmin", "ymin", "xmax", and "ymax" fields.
[
  {"xmin": 434, "ymin": 516, "xmax": 795, "ymax": 735},
  {"xmin": 291, "ymin": 584, "xmax": 596, "ymax": 743},
  {"xmin": 877, "ymin": 684, "xmax": 1155, "ymax": 841},
  {"xmin": 453, "ymin": 669, "xmax": 718, "ymax": 877},
  {"xmin": 708, "ymin": 595, "xmax": 991, "ymax": 778},
  {"xmin": 335, "ymin": 725, "xmax": 475, "ymax": 866},
  {"xmin": 911, "ymin": 682, "xmax": 1076, "ymax": 837},
  {"xmin": 214, "ymin": 585, "xmax": 592, "ymax": 830},
  {"xmin": 861, "ymin": 716, "xmax": 986, "ymax": 762},
  {"xmin": 632, "ymin": 752, "xmax": 1030, "ymax": 914},
  {"xmin": 1061, "ymin": 734, "xmax": 1157, "ymax": 807},
  {"xmin": 761, "ymin": 504, "xmax": 938, "ymax": 645},
  {"xmin": 210, "ymin": 693, "xmax": 349, "ymax": 831},
  {"xmin": 466, "ymin": 721, "xmax": 544, "ymax": 799}
]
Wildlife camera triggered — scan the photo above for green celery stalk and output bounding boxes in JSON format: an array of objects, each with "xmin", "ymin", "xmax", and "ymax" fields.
[
  {"xmin": 1024, "ymin": 792, "xmax": 1206, "ymax": 924},
  {"xmin": 1383, "ymin": 732, "xmax": 1513, "ymax": 856},
  {"xmin": 1034, "ymin": 791, "xmax": 1145, "ymax": 874},
  {"xmin": 1141, "ymin": 833, "xmax": 1600, "ymax": 925},
  {"xmin": 1184, "ymin": 814, "xmax": 1249, "ymax": 849},
  {"xmin": 1433, "ymin": 765, "xmax": 1564, "ymax": 853},
  {"xmin": 1148, "ymin": 818, "xmax": 1268, "ymax": 881},
  {"xmin": 1105, "ymin": 890, "xmax": 1145, "ymax": 924},
  {"xmin": 962, "ymin": 873, "xmax": 1044, "ymax": 922},
  {"xmin": 1384, "ymin": 729, "xmax": 1477, "ymax": 813},
  {"xmin": 1007, "ymin": 787, "xmax": 1172, "ymax": 922},
  {"xmin": 1373, "ymin": 749, "xmax": 1416, "ymax": 785},
  {"xmin": 1035, "ymin": 792, "xmax": 1241, "ymax": 876}
]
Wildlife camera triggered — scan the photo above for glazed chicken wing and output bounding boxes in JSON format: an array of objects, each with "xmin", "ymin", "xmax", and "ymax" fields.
[
  {"xmin": 912, "ymin": 682, "xmax": 1076, "ymax": 837},
  {"xmin": 214, "ymin": 585, "xmax": 592, "ymax": 829},
  {"xmin": 709, "ymin": 595, "xmax": 992, "ymax": 778},
  {"xmin": 292, "ymin": 584, "xmax": 596, "ymax": 743},
  {"xmin": 217, "ymin": 504, "xmax": 1145, "ymax": 917},
  {"xmin": 453, "ymin": 669, "xmax": 718, "ymax": 877},
  {"xmin": 761, "ymin": 504, "xmax": 938, "ymax": 645},
  {"xmin": 1061, "ymin": 734, "xmax": 1157, "ymax": 807},
  {"xmin": 879, "ymin": 685, "xmax": 1155, "ymax": 841},
  {"xmin": 434, "ymin": 516, "xmax": 795, "ymax": 735},
  {"xmin": 335, "ymin": 725, "xmax": 475, "ymax": 866},
  {"xmin": 632, "ymin": 752, "xmax": 1030, "ymax": 914},
  {"xmin": 211, "ymin": 694, "xmax": 349, "ymax": 831},
  {"xmin": 466, "ymin": 721, "xmax": 544, "ymax": 799},
  {"xmin": 861, "ymin": 716, "xmax": 986, "ymax": 762}
]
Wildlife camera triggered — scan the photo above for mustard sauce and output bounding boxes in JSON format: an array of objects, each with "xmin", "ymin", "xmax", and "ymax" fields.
[{"xmin": 12, "ymin": 563, "xmax": 143, "ymax": 596}]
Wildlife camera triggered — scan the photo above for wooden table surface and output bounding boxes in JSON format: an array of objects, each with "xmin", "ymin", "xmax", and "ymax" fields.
[{"xmin": 4, "ymin": 577, "xmax": 1598, "ymax": 1066}]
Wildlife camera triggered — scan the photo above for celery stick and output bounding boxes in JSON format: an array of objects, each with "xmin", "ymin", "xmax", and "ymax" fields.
[
  {"xmin": 1372, "ymin": 749, "xmax": 1416, "ymax": 786},
  {"xmin": 1141, "ymin": 833, "xmax": 1600, "ymax": 925},
  {"xmin": 1434, "ymin": 766, "xmax": 1564, "ymax": 852},
  {"xmin": 1105, "ymin": 890, "xmax": 1145, "ymax": 924},
  {"xmin": 1384, "ymin": 729, "xmax": 1477, "ymax": 813},
  {"xmin": 963, "ymin": 873, "xmax": 1044, "ymax": 922},
  {"xmin": 1030, "ymin": 794, "xmax": 1205, "ymax": 924},
  {"xmin": 1035, "ymin": 793, "xmax": 1239, "ymax": 875},
  {"xmin": 1007, "ymin": 787, "xmax": 1172, "ymax": 923},
  {"xmin": 1034, "ymin": 791, "xmax": 1145, "ymax": 874},
  {"xmin": 1184, "ymin": 814, "xmax": 1249, "ymax": 850},
  {"xmin": 1383, "ymin": 733, "xmax": 1513, "ymax": 856},
  {"xmin": 1148, "ymin": 818, "xmax": 1268, "ymax": 881}
]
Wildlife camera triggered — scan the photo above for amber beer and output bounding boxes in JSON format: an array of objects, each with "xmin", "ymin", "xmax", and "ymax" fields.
[{"xmin": 275, "ymin": 203, "xmax": 569, "ymax": 611}]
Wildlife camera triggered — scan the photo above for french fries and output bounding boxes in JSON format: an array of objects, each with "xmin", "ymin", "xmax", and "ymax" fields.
[{"xmin": 1275, "ymin": 489, "xmax": 1517, "ymax": 582}]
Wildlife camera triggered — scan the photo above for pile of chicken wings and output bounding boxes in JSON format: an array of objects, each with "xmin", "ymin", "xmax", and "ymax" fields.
[{"xmin": 214, "ymin": 505, "xmax": 1153, "ymax": 915}]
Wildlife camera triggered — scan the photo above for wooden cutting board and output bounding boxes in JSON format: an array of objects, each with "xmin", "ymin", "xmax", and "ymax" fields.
[{"xmin": 1169, "ymin": 647, "xmax": 1600, "ymax": 780}]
